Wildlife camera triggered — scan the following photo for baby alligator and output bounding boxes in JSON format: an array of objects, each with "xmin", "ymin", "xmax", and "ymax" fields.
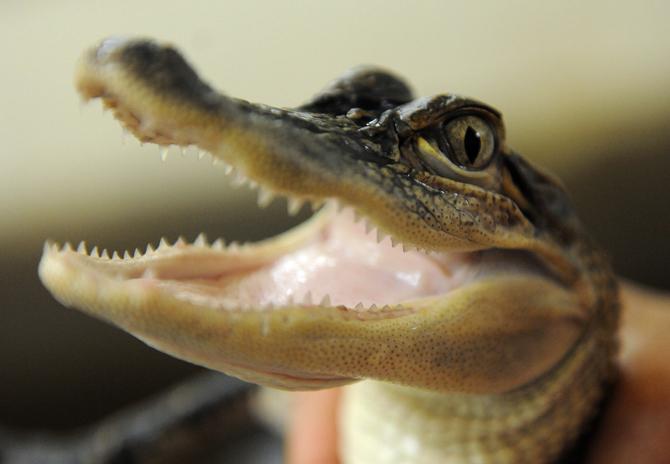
[{"xmin": 39, "ymin": 37, "xmax": 619, "ymax": 463}]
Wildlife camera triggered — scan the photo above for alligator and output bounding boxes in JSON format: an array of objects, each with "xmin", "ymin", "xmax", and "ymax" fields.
[{"xmin": 39, "ymin": 37, "xmax": 620, "ymax": 463}]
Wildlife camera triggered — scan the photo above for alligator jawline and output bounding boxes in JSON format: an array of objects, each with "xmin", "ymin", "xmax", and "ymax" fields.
[{"xmin": 44, "ymin": 193, "xmax": 550, "ymax": 318}]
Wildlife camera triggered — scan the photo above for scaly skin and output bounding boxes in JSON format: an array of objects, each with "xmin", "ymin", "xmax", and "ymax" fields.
[{"xmin": 39, "ymin": 38, "xmax": 619, "ymax": 463}]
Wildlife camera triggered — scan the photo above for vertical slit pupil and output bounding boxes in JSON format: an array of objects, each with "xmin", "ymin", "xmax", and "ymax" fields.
[{"xmin": 464, "ymin": 126, "xmax": 481, "ymax": 164}]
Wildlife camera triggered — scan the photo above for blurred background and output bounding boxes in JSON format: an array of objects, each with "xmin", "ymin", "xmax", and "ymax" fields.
[{"xmin": 1, "ymin": 0, "xmax": 669, "ymax": 459}]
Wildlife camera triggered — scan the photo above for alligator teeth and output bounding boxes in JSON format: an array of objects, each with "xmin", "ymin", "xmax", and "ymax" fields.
[
  {"xmin": 101, "ymin": 249, "xmax": 110, "ymax": 259},
  {"xmin": 232, "ymin": 171, "xmax": 247, "ymax": 187},
  {"xmin": 303, "ymin": 291, "xmax": 313, "ymax": 305},
  {"xmin": 309, "ymin": 199, "xmax": 324, "ymax": 211},
  {"xmin": 376, "ymin": 229, "xmax": 387, "ymax": 244},
  {"xmin": 123, "ymin": 250, "xmax": 131, "ymax": 259},
  {"xmin": 194, "ymin": 233, "xmax": 208, "ymax": 247},
  {"xmin": 287, "ymin": 197, "xmax": 304, "ymax": 216},
  {"xmin": 257, "ymin": 188, "xmax": 275, "ymax": 208},
  {"xmin": 364, "ymin": 220, "xmax": 374, "ymax": 234},
  {"xmin": 133, "ymin": 248, "xmax": 143, "ymax": 258},
  {"xmin": 90, "ymin": 246, "xmax": 100, "ymax": 258},
  {"xmin": 146, "ymin": 243, "xmax": 155, "ymax": 254},
  {"xmin": 212, "ymin": 238, "xmax": 225, "ymax": 250},
  {"xmin": 197, "ymin": 150, "xmax": 207, "ymax": 160},
  {"xmin": 159, "ymin": 146, "xmax": 168, "ymax": 162},
  {"xmin": 77, "ymin": 241, "xmax": 87, "ymax": 254},
  {"xmin": 319, "ymin": 294, "xmax": 332, "ymax": 307}
]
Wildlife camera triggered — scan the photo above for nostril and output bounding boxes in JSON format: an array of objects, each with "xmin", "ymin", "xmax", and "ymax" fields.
[{"xmin": 96, "ymin": 36, "xmax": 128, "ymax": 61}]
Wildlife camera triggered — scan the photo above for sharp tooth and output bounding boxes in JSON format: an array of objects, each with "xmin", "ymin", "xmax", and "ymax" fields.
[
  {"xmin": 402, "ymin": 243, "xmax": 417, "ymax": 253},
  {"xmin": 232, "ymin": 172, "xmax": 246, "ymax": 187},
  {"xmin": 90, "ymin": 246, "xmax": 100, "ymax": 258},
  {"xmin": 309, "ymin": 199, "xmax": 324, "ymax": 211},
  {"xmin": 77, "ymin": 241, "xmax": 87, "ymax": 254},
  {"xmin": 175, "ymin": 236, "xmax": 187, "ymax": 246},
  {"xmin": 133, "ymin": 248, "xmax": 143, "ymax": 258},
  {"xmin": 376, "ymin": 229, "xmax": 387, "ymax": 243},
  {"xmin": 212, "ymin": 238, "xmax": 225, "ymax": 250},
  {"xmin": 43, "ymin": 241, "xmax": 53, "ymax": 254},
  {"xmin": 319, "ymin": 294, "xmax": 332, "ymax": 306},
  {"xmin": 63, "ymin": 242, "xmax": 74, "ymax": 252},
  {"xmin": 369, "ymin": 303, "xmax": 378, "ymax": 311},
  {"xmin": 101, "ymin": 249, "xmax": 110, "ymax": 259},
  {"xmin": 121, "ymin": 129, "xmax": 129, "ymax": 144},
  {"xmin": 180, "ymin": 147, "xmax": 186, "ymax": 157},
  {"xmin": 287, "ymin": 197, "xmax": 304, "ymax": 216},
  {"xmin": 354, "ymin": 302, "xmax": 364, "ymax": 311},
  {"xmin": 248, "ymin": 180, "xmax": 259, "ymax": 189},
  {"xmin": 198, "ymin": 150, "xmax": 206, "ymax": 160},
  {"xmin": 158, "ymin": 237, "xmax": 170, "ymax": 249},
  {"xmin": 224, "ymin": 164, "xmax": 234, "ymax": 175},
  {"xmin": 159, "ymin": 146, "xmax": 168, "ymax": 162},
  {"xmin": 194, "ymin": 233, "xmax": 208, "ymax": 247},
  {"xmin": 228, "ymin": 241, "xmax": 240, "ymax": 251},
  {"xmin": 364, "ymin": 220, "xmax": 374, "ymax": 234},
  {"xmin": 123, "ymin": 250, "xmax": 131, "ymax": 259},
  {"xmin": 212, "ymin": 158, "xmax": 220, "ymax": 165},
  {"xmin": 303, "ymin": 291, "xmax": 313, "ymax": 304},
  {"xmin": 390, "ymin": 236, "xmax": 399, "ymax": 247},
  {"xmin": 112, "ymin": 251, "xmax": 121, "ymax": 260},
  {"xmin": 146, "ymin": 243, "xmax": 155, "ymax": 254},
  {"xmin": 257, "ymin": 188, "xmax": 275, "ymax": 208}
]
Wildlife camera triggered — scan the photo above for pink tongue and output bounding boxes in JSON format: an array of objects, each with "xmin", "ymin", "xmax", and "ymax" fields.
[{"xmin": 213, "ymin": 210, "xmax": 474, "ymax": 308}]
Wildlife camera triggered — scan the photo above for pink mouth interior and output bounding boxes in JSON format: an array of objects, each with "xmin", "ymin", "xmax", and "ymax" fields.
[{"xmin": 159, "ymin": 209, "xmax": 477, "ymax": 310}]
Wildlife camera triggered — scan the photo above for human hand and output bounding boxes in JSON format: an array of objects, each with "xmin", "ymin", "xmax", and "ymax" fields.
[{"xmin": 286, "ymin": 283, "xmax": 670, "ymax": 464}]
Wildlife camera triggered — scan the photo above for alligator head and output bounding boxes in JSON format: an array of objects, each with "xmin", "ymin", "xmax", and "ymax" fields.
[{"xmin": 39, "ymin": 38, "xmax": 599, "ymax": 395}]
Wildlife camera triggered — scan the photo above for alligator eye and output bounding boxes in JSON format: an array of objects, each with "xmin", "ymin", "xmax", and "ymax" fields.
[{"xmin": 443, "ymin": 115, "xmax": 495, "ymax": 169}]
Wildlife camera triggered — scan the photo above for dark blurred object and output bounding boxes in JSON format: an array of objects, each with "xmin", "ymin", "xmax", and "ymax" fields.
[
  {"xmin": 561, "ymin": 119, "xmax": 670, "ymax": 289},
  {"xmin": 0, "ymin": 373, "xmax": 280, "ymax": 464}
]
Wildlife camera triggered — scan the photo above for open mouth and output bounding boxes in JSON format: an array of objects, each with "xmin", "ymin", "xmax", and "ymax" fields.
[
  {"xmin": 39, "ymin": 38, "xmax": 582, "ymax": 392},
  {"xmin": 42, "ymin": 36, "xmax": 531, "ymax": 319}
]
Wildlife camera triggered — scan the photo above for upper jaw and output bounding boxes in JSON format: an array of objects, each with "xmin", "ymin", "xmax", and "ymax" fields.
[{"xmin": 75, "ymin": 37, "xmax": 548, "ymax": 256}]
